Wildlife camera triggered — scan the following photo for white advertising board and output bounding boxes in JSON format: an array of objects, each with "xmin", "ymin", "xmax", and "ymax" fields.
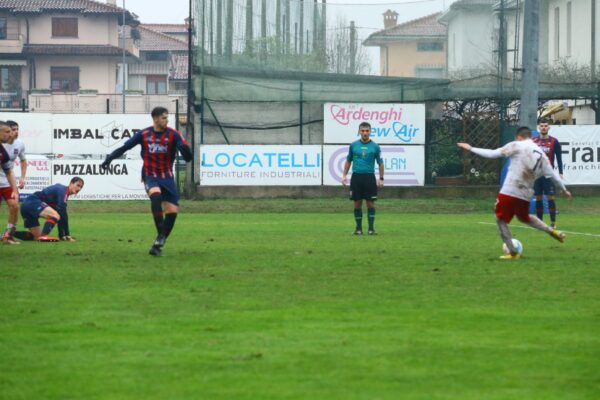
[
  {"xmin": 324, "ymin": 103, "xmax": 426, "ymax": 145},
  {"xmin": 200, "ymin": 145, "xmax": 322, "ymax": 186},
  {"xmin": 14, "ymin": 155, "xmax": 52, "ymax": 198},
  {"xmin": 51, "ymin": 159, "xmax": 146, "ymax": 200},
  {"xmin": 323, "ymin": 145, "xmax": 425, "ymax": 186},
  {"xmin": 1, "ymin": 113, "xmax": 150, "ymax": 155},
  {"xmin": 549, "ymin": 125, "xmax": 600, "ymax": 185},
  {"xmin": 1, "ymin": 113, "xmax": 52, "ymax": 154},
  {"xmin": 50, "ymin": 114, "xmax": 150, "ymax": 155}
]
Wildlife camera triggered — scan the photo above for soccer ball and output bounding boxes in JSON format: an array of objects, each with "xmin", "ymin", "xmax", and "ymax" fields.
[{"xmin": 502, "ymin": 239, "xmax": 523, "ymax": 255}]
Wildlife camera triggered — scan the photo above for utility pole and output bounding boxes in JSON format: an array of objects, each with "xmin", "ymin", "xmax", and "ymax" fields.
[
  {"xmin": 225, "ymin": 0, "xmax": 233, "ymax": 61},
  {"xmin": 261, "ymin": 0, "xmax": 267, "ymax": 61},
  {"xmin": 349, "ymin": 20, "xmax": 357, "ymax": 74},
  {"xmin": 519, "ymin": 0, "xmax": 540, "ymax": 128},
  {"xmin": 313, "ymin": 0, "xmax": 318, "ymax": 53},
  {"xmin": 216, "ymin": 0, "xmax": 222, "ymax": 56},
  {"xmin": 245, "ymin": 0, "xmax": 253, "ymax": 56},
  {"xmin": 122, "ymin": 0, "xmax": 126, "ymax": 113},
  {"xmin": 299, "ymin": 0, "xmax": 304, "ymax": 55},
  {"xmin": 276, "ymin": 0, "xmax": 281, "ymax": 55},
  {"xmin": 498, "ymin": 0, "xmax": 508, "ymax": 122},
  {"xmin": 285, "ymin": 0, "xmax": 291, "ymax": 54}
]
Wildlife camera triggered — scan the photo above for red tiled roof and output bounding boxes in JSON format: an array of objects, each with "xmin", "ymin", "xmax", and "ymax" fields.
[
  {"xmin": 24, "ymin": 44, "xmax": 136, "ymax": 57},
  {"xmin": 170, "ymin": 53, "xmax": 188, "ymax": 80},
  {"xmin": 137, "ymin": 26, "xmax": 187, "ymax": 52},
  {"xmin": 142, "ymin": 24, "xmax": 188, "ymax": 34},
  {"xmin": 0, "ymin": 0, "xmax": 136, "ymax": 22},
  {"xmin": 364, "ymin": 12, "xmax": 446, "ymax": 46}
]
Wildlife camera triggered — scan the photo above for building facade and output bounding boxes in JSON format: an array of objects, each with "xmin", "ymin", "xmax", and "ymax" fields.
[{"xmin": 364, "ymin": 11, "xmax": 447, "ymax": 78}]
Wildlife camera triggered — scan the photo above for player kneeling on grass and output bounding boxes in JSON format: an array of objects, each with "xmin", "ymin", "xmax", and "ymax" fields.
[
  {"xmin": 101, "ymin": 106, "xmax": 192, "ymax": 257},
  {"xmin": 457, "ymin": 126, "xmax": 572, "ymax": 260},
  {"xmin": 13, "ymin": 177, "xmax": 84, "ymax": 242}
]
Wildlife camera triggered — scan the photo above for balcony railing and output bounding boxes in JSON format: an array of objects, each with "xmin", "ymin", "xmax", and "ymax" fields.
[
  {"xmin": 0, "ymin": 90, "xmax": 24, "ymax": 109},
  {"xmin": 28, "ymin": 92, "xmax": 187, "ymax": 114}
]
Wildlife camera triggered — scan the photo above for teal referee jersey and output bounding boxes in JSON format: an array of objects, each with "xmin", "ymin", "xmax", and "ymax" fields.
[{"xmin": 346, "ymin": 140, "xmax": 383, "ymax": 173}]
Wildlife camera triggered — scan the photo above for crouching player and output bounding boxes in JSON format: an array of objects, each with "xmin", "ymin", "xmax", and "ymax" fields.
[
  {"xmin": 14, "ymin": 177, "xmax": 84, "ymax": 242},
  {"xmin": 101, "ymin": 107, "xmax": 192, "ymax": 256}
]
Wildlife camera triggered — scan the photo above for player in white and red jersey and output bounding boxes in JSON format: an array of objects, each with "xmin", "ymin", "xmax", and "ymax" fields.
[
  {"xmin": 0, "ymin": 120, "xmax": 27, "ymax": 244},
  {"xmin": 457, "ymin": 126, "xmax": 572, "ymax": 260}
]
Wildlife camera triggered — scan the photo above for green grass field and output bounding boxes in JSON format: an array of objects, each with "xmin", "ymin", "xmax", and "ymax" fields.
[{"xmin": 1, "ymin": 198, "xmax": 599, "ymax": 399}]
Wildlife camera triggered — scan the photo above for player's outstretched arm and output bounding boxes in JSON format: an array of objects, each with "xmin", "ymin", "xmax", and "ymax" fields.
[
  {"xmin": 458, "ymin": 142, "xmax": 504, "ymax": 159},
  {"xmin": 101, "ymin": 133, "xmax": 142, "ymax": 168},
  {"xmin": 542, "ymin": 157, "xmax": 572, "ymax": 199}
]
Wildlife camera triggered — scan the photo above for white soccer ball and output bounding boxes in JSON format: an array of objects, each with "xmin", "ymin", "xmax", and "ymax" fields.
[{"xmin": 502, "ymin": 239, "xmax": 523, "ymax": 255}]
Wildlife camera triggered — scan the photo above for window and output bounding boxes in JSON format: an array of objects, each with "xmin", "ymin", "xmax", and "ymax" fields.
[
  {"xmin": 0, "ymin": 18, "xmax": 6, "ymax": 40},
  {"xmin": 146, "ymin": 52, "xmax": 168, "ymax": 61},
  {"xmin": 566, "ymin": 2, "xmax": 572, "ymax": 57},
  {"xmin": 554, "ymin": 7, "xmax": 560, "ymax": 59},
  {"xmin": 51, "ymin": 67, "xmax": 79, "ymax": 92},
  {"xmin": 417, "ymin": 41, "xmax": 443, "ymax": 52},
  {"xmin": 146, "ymin": 75, "xmax": 167, "ymax": 94},
  {"xmin": 52, "ymin": 17, "xmax": 78, "ymax": 37}
]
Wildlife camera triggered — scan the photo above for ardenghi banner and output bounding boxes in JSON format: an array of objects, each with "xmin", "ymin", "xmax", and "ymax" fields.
[
  {"xmin": 324, "ymin": 103, "xmax": 426, "ymax": 145},
  {"xmin": 550, "ymin": 125, "xmax": 600, "ymax": 185},
  {"xmin": 200, "ymin": 145, "xmax": 322, "ymax": 186},
  {"xmin": 323, "ymin": 145, "xmax": 425, "ymax": 186}
]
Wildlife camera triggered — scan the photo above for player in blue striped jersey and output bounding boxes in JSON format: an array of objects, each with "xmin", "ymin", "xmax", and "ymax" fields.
[{"xmin": 102, "ymin": 107, "xmax": 193, "ymax": 256}]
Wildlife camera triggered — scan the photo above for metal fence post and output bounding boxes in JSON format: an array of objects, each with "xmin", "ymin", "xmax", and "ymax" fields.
[
  {"xmin": 175, "ymin": 99, "xmax": 181, "ymax": 191},
  {"xmin": 106, "ymin": 98, "xmax": 110, "ymax": 114}
]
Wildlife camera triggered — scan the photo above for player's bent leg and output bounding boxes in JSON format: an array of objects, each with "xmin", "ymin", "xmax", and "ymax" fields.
[
  {"xmin": 496, "ymin": 219, "xmax": 519, "ymax": 258},
  {"xmin": 535, "ymin": 195, "xmax": 544, "ymax": 220},
  {"xmin": 161, "ymin": 202, "xmax": 179, "ymax": 241},
  {"xmin": 38, "ymin": 207, "xmax": 60, "ymax": 240},
  {"xmin": 526, "ymin": 215, "xmax": 565, "ymax": 243}
]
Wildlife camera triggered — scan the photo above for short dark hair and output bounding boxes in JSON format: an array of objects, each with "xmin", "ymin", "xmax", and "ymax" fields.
[
  {"xmin": 358, "ymin": 121, "xmax": 371, "ymax": 130},
  {"xmin": 70, "ymin": 176, "xmax": 84, "ymax": 186},
  {"xmin": 151, "ymin": 106, "xmax": 169, "ymax": 118},
  {"xmin": 516, "ymin": 126, "xmax": 532, "ymax": 138},
  {"xmin": 0, "ymin": 121, "xmax": 8, "ymax": 129},
  {"xmin": 538, "ymin": 118, "xmax": 551, "ymax": 125},
  {"xmin": 5, "ymin": 120, "xmax": 18, "ymax": 128}
]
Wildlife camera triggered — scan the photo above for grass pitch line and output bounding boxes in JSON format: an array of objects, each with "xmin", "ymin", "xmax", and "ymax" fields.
[{"xmin": 477, "ymin": 222, "xmax": 600, "ymax": 238}]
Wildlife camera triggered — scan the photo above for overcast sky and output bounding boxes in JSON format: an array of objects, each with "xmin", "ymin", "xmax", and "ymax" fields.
[{"xmin": 123, "ymin": 0, "xmax": 459, "ymax": 73}]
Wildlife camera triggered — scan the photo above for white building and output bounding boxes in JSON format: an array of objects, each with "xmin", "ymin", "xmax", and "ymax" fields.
[{"xmin": 438, "ymin": 0, "xmax": 498, "ymax": 75}]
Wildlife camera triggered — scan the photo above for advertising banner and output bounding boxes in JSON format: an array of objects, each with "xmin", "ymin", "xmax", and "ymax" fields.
[
  {"xmin": 1, "ymin": 113, "xmax": 150, "ymax": 155},
  {"xmin": 200, "ymin": 145, "xmax": 322, "ymax": 186},
  {"xmin": 324, "ymin": 103, "xmax": 426, "ymax": 145},
  {"xmin": 50, "ymin": 114, "xmax": 150, "ymax": 155},
  {"xmin": 51, "ymin": 159, "xmax": 146, "ymax": 200},
  {"xmin": 14, "ymin": 156, "xmax": 52, "ymax": 198},
  {"xmin": 1, "ymin": 113, "xmax": 52, "ymax": 154},
  {"xmin": 548, "ymin": 125, "xmax": 600, "ymax": 185},
  {"xmin": 323, "ymin": 145, "xmax": 425, "ymax": 186}
]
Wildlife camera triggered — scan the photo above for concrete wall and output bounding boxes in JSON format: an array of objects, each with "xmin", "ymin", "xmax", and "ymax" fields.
[
  {"xmin": 379, "ymin": 40, "xmax": 446, "ymax": 78},
  {"xmin": 34, "ymin": 56, "xmax": 118, "ymax": 93}
]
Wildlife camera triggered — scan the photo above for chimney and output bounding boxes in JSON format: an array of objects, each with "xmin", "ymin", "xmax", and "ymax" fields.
[{"xmin": 383, "ymin": 10, "xmax": 398, "ymax": 29}]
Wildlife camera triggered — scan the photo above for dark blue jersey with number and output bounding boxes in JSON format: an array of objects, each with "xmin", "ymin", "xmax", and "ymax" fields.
[
  {"xmin": 105, "ymin": 126, "xmax": 192, "ymax": 179},
  {"xmin": 533, "ymin": 135, "xmax": 563, "ymax": 174}
]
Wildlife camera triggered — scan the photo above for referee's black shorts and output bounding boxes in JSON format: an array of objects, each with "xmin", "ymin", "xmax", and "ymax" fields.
[{"xmin": 349, "ymin": 173, "xmax": 378, "ymax": 201}]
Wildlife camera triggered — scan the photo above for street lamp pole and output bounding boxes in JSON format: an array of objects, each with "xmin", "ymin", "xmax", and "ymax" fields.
[{"xmin": 122, "ymin": 0, "xmax": 126, "ymax": 113}]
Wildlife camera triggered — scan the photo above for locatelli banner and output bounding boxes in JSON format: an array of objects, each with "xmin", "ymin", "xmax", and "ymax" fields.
[
  {"xmin": 16, "ymin": 158, "xmax": 147, "ymax": 200},
  {"xmin": 323, "ymin": 145, "xmax": 425, "ymax": 186},
  {"xmin": 2, "ymin": 113, "xmax": 151, "ymax": 155},
  {"xmin": 323, "ymin": 103, "xmax": 426, "ymax": 145},
  {"xmin": 549, "ymin": 125, "xmax": 600, "ymax": 185},
  {"xmin": 199, "ymin": 145, "xmax": 322, "ymax": 186}
]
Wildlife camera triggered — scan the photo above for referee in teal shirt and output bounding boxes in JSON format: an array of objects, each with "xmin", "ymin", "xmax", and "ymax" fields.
[{"xmin": 342, "ymin": 122, "xmax": 384, "ymax": 235}]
